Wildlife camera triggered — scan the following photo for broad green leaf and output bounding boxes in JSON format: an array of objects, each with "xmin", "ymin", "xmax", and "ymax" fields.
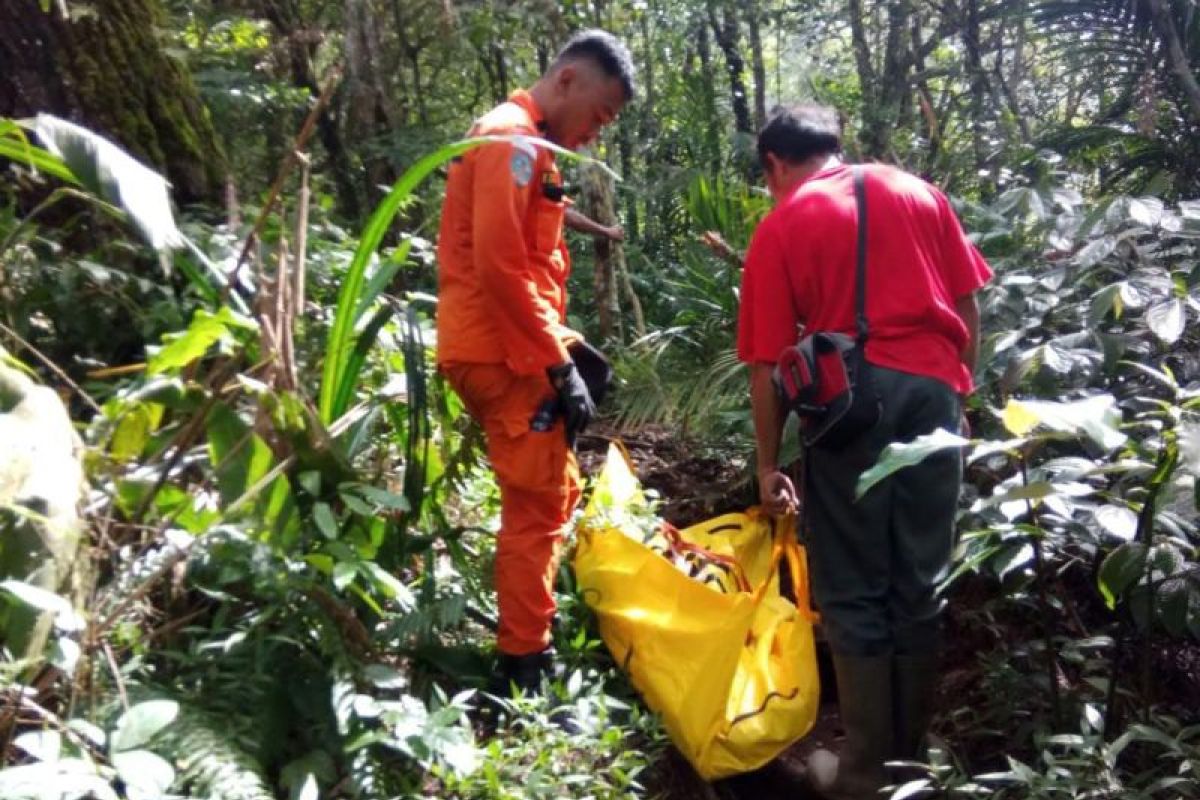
[
  {"xmin": 855, "ymin": 428, "xmax": 968, "ymax": 500},
  {"xmin": 148, "ymin": 307, "xmax": 255, "ymax": 375},
  {"xmin": 1128, "ymin": 197, "xmax": 1163, "ymax": 228},
  {"xmin": 1125, "ymin": 723, "xmax": 1185, "ymax": 751},
  {"xmin": 66, "ymin": 719, "xmax": 106, "ymax": 750},
  {"xmin": 339, "ymin": 491, "xmax": 375, "ymax": 516},
  {"xmin": 110, "ymin": 700, "xmax": 179, "ymax": 752},
  {"xmin": 0, "ymin": 582, "xmax": 78, "ymax": 633},
  {"xmin": 51, "ymin": 636, "xmax": 81, "ymax": 676},
  {"xmin": 889, "ymin": 779, "xmax": 934, "ymax": 800},
  {"xmin": 112, "ymin": 750, "xmax": 175, "ymax": 800},
  {"xmin": 1157, "ymin": 579, "xmax": 1191, "ymax": 637},
  {"xmin": 110, "ymin": 403, "xmax": 155, "ymax": 463},
  {"xmin": 1145, "ymin": 298, "xmax": 1185, "ymax": 345},
  {"xmin": 206, "ymin": 403, "xmax": 276, "ymax": 508},
  {"xmin": 992, "ymin": 542, "xmax": 1035, "ymax": 578},
  {"xmin": 985, "ymin": 481, "xmax": 1056, "ymax": 508},
  {"xmin": 333, "ymin": 562, "xmax": 357, "ymax": 591},
  {"xmin": 0, "ymin": 760, "xmax": 117, "ymax": 800},
  {"xmin": 34, "ymin": 114, "xmax": 182, "ymax": 252},
  {"xmin": 1093, "ymin": 504, "xmax": 1138, "ymax": 541},
  {"xmin": 1119, "ymin": 281, "xmax": 1147, "ymax": 309},
  {"xmin": 298, "ymin": 471, "xmax": 322, "ymax": 496},
  {"xmin": 1151, "ymin": 544, "xmax": 1185, "ymax": 576},
  {"xmin": 1098, "ymin": 542, "xmax": 1148, "ymax": 609},
  {"xmin": 295, "ymin": 773, "xmax": 319, "ymax": 800},
  {"xmin": 1089, "ymin": 283, "xmax": 1122, "ymax": 324},
  {"xmin": 13, "ymin": 730, "xmax": 61, "ymax": 763},
  {"xmin": 364, "ymin": 663, "xmax": 408, "ymax": 689},
  {"xmin": 441, "ymin": 739, "xmax": 481, "ymax": 777},
  {"xmin": 1075, "ymin": 235, "xmax": 1115, "ymax": 268},
  {"xmin": 1001, "ymin": 395, "xmax": 1126, "ymax": 450},
  {"xmin": 354, "ymin": 484, "xmax": 411, "ymax": 511},
  {"xmin": 361, "ymin": 562, "xmax": 416, "ymax": 609},
  {"xmin": 1179, "ymin": 422, "xmax": 1200, "ymax": 477},
  {"xmin": 313, "ymin": 502, "xmax": 338, "ymax": 540}
]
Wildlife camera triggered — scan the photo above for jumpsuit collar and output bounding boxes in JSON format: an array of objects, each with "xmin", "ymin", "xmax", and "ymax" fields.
[{"xmin": 509, "ymin": 89, "xmax": 549, "ymax": 135}]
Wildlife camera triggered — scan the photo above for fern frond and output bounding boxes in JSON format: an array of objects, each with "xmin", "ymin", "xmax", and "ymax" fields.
[
  {"xmin": 384, "ymin": 593, "xmax": 469, "ymax": 643},
  {"xmin": 160, "ymin": 703, "xmax": 275, "ymax": 800}
]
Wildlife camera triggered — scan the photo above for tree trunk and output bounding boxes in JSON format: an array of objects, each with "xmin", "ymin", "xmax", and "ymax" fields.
[
  {"xmin": 696, "ymin": 15, "xmax": 722, "ymax": 173},
  {"xmin": 1143, "ymin": 0, "xmax": 1200, "ymax": 124},
  {"xmin": 746, "ymin": 0, "xmax": 767, "ymax": 130},
  {"xmin": 848, "ymin": 0, "xmax": 914, "ymax": 158},
  {"xmin": 580, "ymin": 164, "xmax": 622, "ymax": 342},
  {"xmin": 964, "ymin": 0, "xmax": 990, "ymax": 187},
  {"xmin": 706, "ymin": 0, "xmax": 753, "ymax": 137},
  {"xmin": 346, "ymin": 0, "xmax": 400, "ymax": 197},
  {"xmin": 0, "ymin": 0, "xmax": 225, "ymax": 204},
  {"xmin": 261, "ymin": 0, "xmax": 362, "ymax": 219}
]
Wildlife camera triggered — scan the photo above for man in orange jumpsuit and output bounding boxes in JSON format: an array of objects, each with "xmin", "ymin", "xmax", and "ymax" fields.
[{"xmin": 435, "ymin": 30, "xmax": 635, "ymax": 692}]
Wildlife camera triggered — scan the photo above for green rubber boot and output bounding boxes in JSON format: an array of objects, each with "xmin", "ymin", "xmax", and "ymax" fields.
[{"xmin": 808, "ymin": 654, "xmax": 894, "ymax": 800}]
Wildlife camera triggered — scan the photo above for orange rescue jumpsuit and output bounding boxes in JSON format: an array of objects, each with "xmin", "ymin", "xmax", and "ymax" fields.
[{"xmin": 436, "ymin": 89, "xmax": 582, "ymax": 657}]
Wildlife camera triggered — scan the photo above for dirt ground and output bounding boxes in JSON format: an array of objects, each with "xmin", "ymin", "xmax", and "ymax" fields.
[
  {"xmin": 575, "ymin": 423, "xmax": 1200, "ymax": 800},
  {"xmin": 576, "ymin": 423, "xmax": 756, "ymax": 528},
  {"xmin": 576, "ymin": 423, "xmax": 840, "ymax": 799}
]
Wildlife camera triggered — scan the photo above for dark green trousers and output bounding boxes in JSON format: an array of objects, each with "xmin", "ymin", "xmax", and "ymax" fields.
[{"xmin": 802, "ymin": 366, "xmax": 962, "ymax": 657}]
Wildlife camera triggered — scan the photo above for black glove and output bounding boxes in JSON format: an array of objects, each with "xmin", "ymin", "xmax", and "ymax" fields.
[
  {"xmin": 547, "ymin": 361, "xmax": 596, "ymax": 440},
  {"xmin": 567, "ymin": 340, "xmax": 613, "ymax": 406}
]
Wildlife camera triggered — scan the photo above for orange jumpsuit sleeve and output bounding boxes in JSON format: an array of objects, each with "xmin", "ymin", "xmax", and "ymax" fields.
[{"xmin": 472, "ymin": 140, "xmax": 571, "ymax": 376}]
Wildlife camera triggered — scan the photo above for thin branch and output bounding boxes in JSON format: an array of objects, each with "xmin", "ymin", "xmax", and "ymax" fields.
[
  {"xmin": 224, "ymin": 64, "xmax": 343, "ymax": 302},
  {"xmin": 0, "ymin": 320, "xmax": 102, "ymax": 415},
  {"xmin": 102, "ymin": 641, "xmax": 129, "ymax": 713}
]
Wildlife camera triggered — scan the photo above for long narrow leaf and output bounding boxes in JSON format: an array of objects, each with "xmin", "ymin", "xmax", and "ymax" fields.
[
  {"xmin": 0, "ymin": 125, "xmax": 79, "ymax": 184},
  {"xmin": 331, "ymin": 305, "xmax": 396, "ymax": 420},
  {"xmin": 353, "ymin": 239, "xmax": 412, "ymax": 324},
  {"xmin": 33, "ymin": 113, "xmax": 183, "ymax": 253},
  {"xmin": 319, "ymin": 134, "xmax": 618, "ymax": 424}
]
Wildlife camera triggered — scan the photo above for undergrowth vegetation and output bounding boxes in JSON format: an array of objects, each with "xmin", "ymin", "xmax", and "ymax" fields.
[{"xmin": 3, "ymin": 1, "xmax": 1200, "ymax": 798}]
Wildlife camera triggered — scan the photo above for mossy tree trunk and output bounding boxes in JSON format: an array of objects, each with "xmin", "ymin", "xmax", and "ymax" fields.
[{"xmin": 0, "ymin": 0, "xmax": 226, "ymax": 204}]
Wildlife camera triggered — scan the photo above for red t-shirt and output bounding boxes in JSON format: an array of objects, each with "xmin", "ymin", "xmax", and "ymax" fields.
[{"xmin": 737, "ymin": 163, "xmax": 992, "ymax": 394}]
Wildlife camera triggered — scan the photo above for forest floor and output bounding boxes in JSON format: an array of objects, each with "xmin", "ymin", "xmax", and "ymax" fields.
[
  {"xmin": 572, "ymin": 424, "xmax": 1200, "ymax": 800},
  {"xmin": 574, "ymin": 424, "xmax": 837, "ymax": 800}
]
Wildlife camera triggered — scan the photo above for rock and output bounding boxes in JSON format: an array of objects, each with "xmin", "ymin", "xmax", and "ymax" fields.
[{"xmin": 0, "ymin": 347, "xmax": 88, "ymax": 664}]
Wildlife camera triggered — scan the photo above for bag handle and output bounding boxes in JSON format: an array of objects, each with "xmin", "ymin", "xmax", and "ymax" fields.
[
  {"xmin": 778, "ymin": 165, "xmax": 870, "ymax": 344},
  {"xmin": 751, "ymin": 516, "xmax": 819, "ymax": 623},
  {"xmin": 783, "ymin": 536, "xmax": 819, "ymax": 623}
]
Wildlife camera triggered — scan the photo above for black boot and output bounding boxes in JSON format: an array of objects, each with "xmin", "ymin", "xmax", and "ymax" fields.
[
  {"xmin": 807, "ymin": 654, "xmax": 894, "ymax": 800},
  {"xmin": 486, "ymin": 646, "xmax": 583, "ymax": 734},
  {"xmin": 889, "ymin": 652, "xmax": 938, "ymax": 790},
  {"xmin": 491, "ymin": 647, "xmax": 558, "ymax": 696}
]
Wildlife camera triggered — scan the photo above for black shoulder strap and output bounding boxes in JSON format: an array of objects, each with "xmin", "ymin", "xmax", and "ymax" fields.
[
  {"xmin": 853, "ymin": 165, "xmax": 869, "ymax": 344},
  {"xmin": 777, "ymin": 165, "xmax": 870, "ymax": 342}
]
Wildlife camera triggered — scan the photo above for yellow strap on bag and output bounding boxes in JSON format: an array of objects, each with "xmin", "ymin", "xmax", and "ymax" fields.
[{"xmin": 575, "ymin": 443, "xmax": 820, "ymax": 781}]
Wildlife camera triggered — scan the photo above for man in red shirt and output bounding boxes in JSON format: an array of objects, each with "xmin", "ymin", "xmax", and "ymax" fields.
[
  {"xmin": 738, "ymin": 106, "xmax": 990, "ymax": 798},
  {"xmin": 436, "ymin": 31, "xmax": 634, "ymax": 695}
]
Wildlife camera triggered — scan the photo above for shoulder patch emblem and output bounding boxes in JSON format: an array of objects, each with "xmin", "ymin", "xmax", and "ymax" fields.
[{"xmin": 510, "ymin": 151, "xmax": 534, "ymax": 187}]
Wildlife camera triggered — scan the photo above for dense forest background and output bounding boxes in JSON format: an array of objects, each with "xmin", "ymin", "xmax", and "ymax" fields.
[{"xmin": 1, "ymin": 1, "xmax": 1199, "ymax": 798}]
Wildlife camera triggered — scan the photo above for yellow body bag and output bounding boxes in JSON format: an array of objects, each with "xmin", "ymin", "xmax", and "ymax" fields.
[{"xmin": 574, "ymin": 444, "xmax": 820, "ymax": 780}]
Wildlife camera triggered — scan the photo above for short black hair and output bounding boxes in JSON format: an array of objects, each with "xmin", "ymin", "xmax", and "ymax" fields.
[
  {"xmin": 757, "ymin": 105, "xmax": 842, "ymax": 167},
  {"xmin": 553, "ymin": 29, "xmax": 636, "ymax": 102}
]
